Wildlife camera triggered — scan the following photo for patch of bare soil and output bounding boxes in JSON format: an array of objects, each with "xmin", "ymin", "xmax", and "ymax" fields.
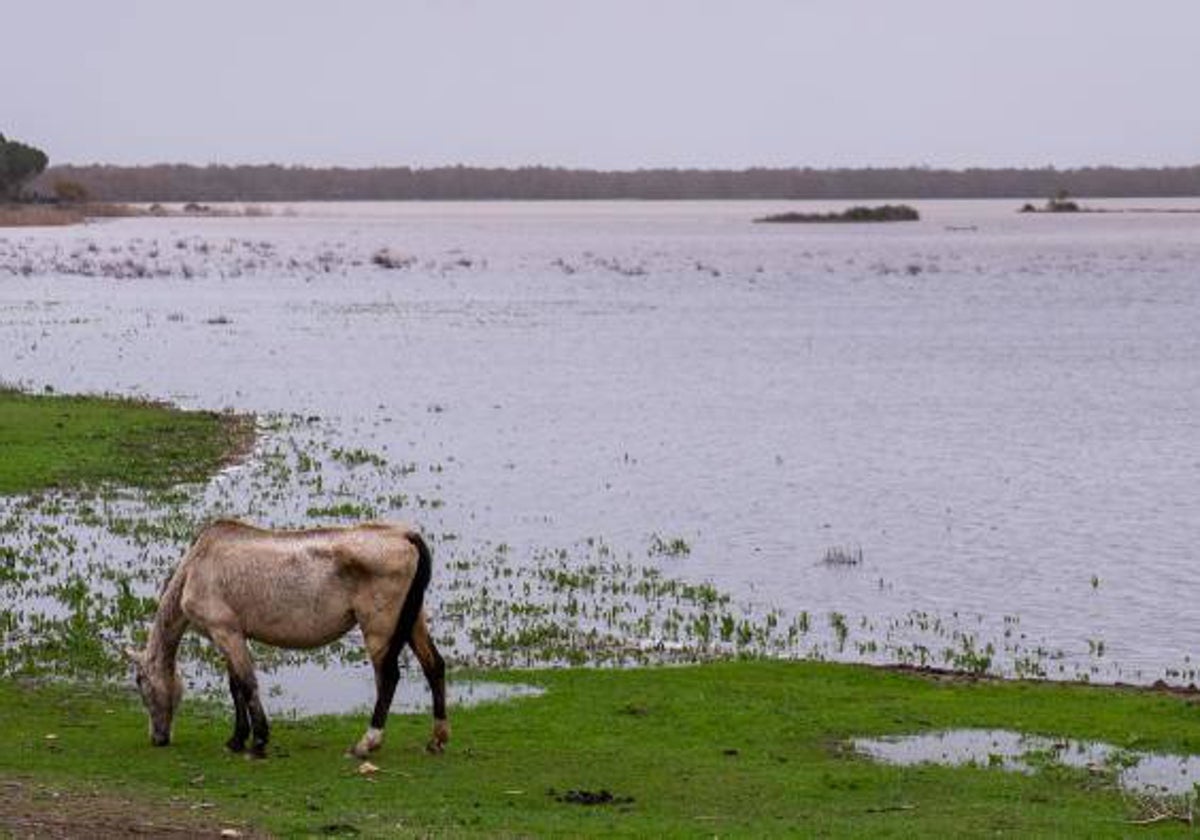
[{"xmin": 0, "ymin": 777, "xmax": 266, "ymax": 839}]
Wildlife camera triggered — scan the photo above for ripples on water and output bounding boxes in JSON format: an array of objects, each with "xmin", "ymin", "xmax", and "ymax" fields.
[{"xmin": 2, "ymin": 199, "xmax": 1199, "ymax": 709}]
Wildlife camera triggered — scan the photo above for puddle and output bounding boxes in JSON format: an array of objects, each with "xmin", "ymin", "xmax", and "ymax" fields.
[
  {"xmin": 853, "ymin": 729, "xmax": 1200, "ymax": 795},
  {"xmin": 251, "ymin": 661, "xmax": 544, "ymax": 717}
]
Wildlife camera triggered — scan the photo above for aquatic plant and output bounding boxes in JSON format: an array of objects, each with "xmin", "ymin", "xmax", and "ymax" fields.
[
  {"xmin": 822, "ymin": 545, "xmax": 863, "ymax": 566},
  {"xmin": 649, "ymin": 534, "xmax": 691, "ymax": 557},
  {"xmin": 756, "ymin": 205, "xmax": 920, "ymax": 223}
]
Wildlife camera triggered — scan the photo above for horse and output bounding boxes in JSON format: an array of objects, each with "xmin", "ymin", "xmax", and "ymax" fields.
[{"xmin": 123, "ymin": 519, "xmax": 448, "ymax": 759}]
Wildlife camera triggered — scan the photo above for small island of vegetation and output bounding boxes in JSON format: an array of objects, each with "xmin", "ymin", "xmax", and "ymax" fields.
[
  {"xmin": 1019, "ymin": 189, "xmax": 1200, "ymax": 216},
  {"xmin": 756, "ymin": 204, "xmax": 920, "ymax": 223},
  {"xmin": 1020, "ymin": 189, "xmax": 1083, "ymax": 214}
]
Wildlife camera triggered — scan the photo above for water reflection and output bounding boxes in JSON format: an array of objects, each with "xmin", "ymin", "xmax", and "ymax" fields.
[
  {"xmin": 250, "ymin": 660, "xmax": 543, "ymax": 717},
  {"xmin": 854, "ymin": 729, "xmax": 1200, "ymax": 795}
]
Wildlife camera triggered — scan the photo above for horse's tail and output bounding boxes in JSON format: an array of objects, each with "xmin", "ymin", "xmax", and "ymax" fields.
[{"xmin": 388, "ymin": 530, "xmax": 433, "ymax": 657}]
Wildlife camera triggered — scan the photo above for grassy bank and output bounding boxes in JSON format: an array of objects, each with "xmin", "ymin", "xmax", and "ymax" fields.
[
  {"xmin": 0, "ymin": 387, "xmax": 253, "ymax": 494},
  {"xmin": 3, "ymin": 661, "xmax": 1199, "ymax": 836}
]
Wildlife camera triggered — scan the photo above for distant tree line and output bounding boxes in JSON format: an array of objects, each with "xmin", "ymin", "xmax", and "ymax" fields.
[{"xmin": 33, "ymin": 163, "xmax": 1200, "ymax": 203}]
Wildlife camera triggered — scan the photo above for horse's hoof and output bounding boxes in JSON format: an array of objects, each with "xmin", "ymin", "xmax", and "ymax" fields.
[
  {"xmin": 246, "ymin": 745, "xmax": 268, "ymax": 760},
  {"xmin": 425, "ymin": 739, "xmax": 445, "ymax": 755},
  {"xmin": 226, "ymin": 738, "xmax": 246, "ymax": 754},
  {"xmin": 348, "ymin": 743, "xmax": 371, "ymax": 760}
]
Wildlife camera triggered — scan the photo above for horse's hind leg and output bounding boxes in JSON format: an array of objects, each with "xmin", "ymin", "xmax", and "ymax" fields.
[
  {"xmin": 210, "ymin": 627, "xmax": 270, "ymax": 758},
  {"xmin": 410, "ymin": 610, "xmax": 449, "ymax": 753},
  {"xmin": 225, "ymin": 669, "xmax": 251, "ymax": 753},
  {"xmin": 351, "ymin": 609, "xmax": 402, "ymax": 758}
]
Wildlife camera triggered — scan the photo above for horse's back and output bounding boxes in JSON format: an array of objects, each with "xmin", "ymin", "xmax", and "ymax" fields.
[
  {"xmin": 180, "ymin": 520, "xmax": 420, "ymax": 648},
  {"xmin": 194, "ymin": 519, "xmax": 419, "ymax": 585}
]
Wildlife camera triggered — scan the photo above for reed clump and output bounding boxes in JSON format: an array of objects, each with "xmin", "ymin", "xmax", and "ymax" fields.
[
  {"xmin": 822, "ymin": 545, "xmax": 863, "ymax": 566},
  {"xmin": 0, "ymin": 204, "xmax": 84, "ymax": 227}
]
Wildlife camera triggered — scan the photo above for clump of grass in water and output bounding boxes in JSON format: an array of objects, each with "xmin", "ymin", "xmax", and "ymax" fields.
[
  {"xmin": 822, "ymin": 545, "xmax": 863, "ymax": 566},
  {"xmin": 649, "ymin": 534, "xmax": 691, "ymax": 557},
  {"xmin": 946, "ymin": 634, "xmax": 994, "ymax": 676},
  {"xmin": 829, "ymin": 612, "xmax": 849, "ymax": 651},
  {"xmin": 305, "ymin": 502, "xmax": 377, "ymax": 519},
  {"xmin": 329, "ymin": 447, "xmax": 388, "ymax": 469}
]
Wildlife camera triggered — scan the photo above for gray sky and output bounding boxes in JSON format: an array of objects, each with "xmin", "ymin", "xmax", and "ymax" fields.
[{"xmin": 4, "ymin": 1, "xmax": 1198, "ymax": 169}]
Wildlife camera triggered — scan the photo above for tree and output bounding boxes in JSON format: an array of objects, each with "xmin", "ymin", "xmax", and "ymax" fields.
[{"xmin": 0, "ymin": 133, "xmax": 50, "ymax": 201}]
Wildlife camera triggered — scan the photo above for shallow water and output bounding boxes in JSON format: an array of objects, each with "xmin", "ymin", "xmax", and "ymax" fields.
[
  {"xmin": 254, "ymin": 663, "xmax": 543, "ymax": 718},
  {"xmin": 3, "ymin": 198, "xmax": 1200, "ymax": 706},
  {"xmin": 854, "ymin": 729, "xmax": 1200, "ymax": 796}
]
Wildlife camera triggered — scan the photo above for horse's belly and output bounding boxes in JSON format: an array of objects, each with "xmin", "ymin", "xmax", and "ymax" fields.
[
  {"xmin": 244, "ymin": 609, "xmax": 357, "ymax": 650},
  {"xmin": 230, "ymin": 575, "xmax": 358, "ymax": 649},
  {"xmin": 184, "ymin": 540, "xmax": 369, "ymax": 650}
]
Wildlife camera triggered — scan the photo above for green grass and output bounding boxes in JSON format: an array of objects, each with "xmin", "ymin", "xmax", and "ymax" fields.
[
  {"xmin": 3, "ymin": 661, "xmax": 1199, "ymax": 837},
  {"xmin": 0, "ymin": 387, "xmax": 253, "ymax": 494}
]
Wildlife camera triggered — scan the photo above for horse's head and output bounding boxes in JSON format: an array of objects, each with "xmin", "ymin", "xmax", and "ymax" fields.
[{"xmin": 125, "ymin": 646, "xmax": 183, "ymax": 746}]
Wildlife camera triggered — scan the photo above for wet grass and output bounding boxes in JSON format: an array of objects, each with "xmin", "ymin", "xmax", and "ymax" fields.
[
  {"xmin": 4, "ymin": 661, "xmax": 1200, "ymax": 836},
  {"xmin": 0, "ymin": 387, "xmax": 253, "ymax": 495}
]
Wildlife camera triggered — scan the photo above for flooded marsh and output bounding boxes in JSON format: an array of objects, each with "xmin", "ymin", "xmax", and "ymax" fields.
[{"xmin": 2, "ymin": 199, "xmax": 1200, "ymax": 709}]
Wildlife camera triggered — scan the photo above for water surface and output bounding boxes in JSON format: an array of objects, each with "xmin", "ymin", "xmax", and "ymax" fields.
[{"xmin": 3, "ymin": 199, "xmax": 1199, "ymax": 704}]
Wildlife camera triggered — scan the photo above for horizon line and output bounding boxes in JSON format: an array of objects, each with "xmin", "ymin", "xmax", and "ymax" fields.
[{"xmin": 48, "ymin": 160, "xmax": 1200, "ymax": 174}]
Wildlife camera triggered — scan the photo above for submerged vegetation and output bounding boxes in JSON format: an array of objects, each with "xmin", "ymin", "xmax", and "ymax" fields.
[
  {"xmin": 756, "ymin": 204, "xmax": 920, "ymax": 223},
  {"xmin": 0, "ymin": 407, "xmax": 1157, "ymax": 693}
]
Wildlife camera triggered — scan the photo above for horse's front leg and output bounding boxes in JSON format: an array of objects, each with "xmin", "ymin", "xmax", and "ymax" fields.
[{"xmin": 211, "ymin": 627, "xmax": 270, "ymax": 758}]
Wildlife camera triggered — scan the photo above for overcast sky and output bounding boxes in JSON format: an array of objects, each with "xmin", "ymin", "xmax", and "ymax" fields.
[{"xmin": 4, "ymin": 1, "xmax": 1198, "ymax": 169}]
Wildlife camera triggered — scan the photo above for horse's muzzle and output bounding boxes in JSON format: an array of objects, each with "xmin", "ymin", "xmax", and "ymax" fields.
[{"xmin": 151, "ymin": 732, "xmax": 171, "ymax": 747}]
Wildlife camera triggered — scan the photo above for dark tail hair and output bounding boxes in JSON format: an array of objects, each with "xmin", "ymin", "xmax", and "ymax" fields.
[{"xmin": 388, "ymin": 531, "xmax": 433, "ymax": 658}]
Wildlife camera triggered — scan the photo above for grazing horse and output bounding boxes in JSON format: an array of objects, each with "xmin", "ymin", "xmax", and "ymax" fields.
[{"xmin": 124, "ymin": 519, "xmax": 448, "ymax": 758}]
